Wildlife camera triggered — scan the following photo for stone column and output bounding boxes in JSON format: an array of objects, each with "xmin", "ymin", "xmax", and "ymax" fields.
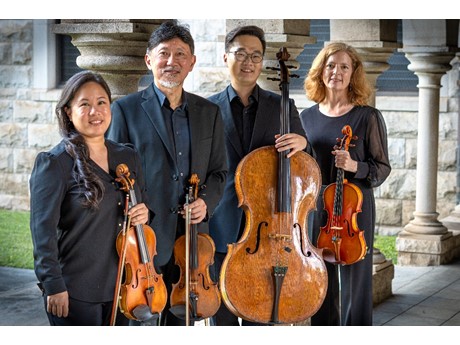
[
  {"xmin": 53, "ymin": 20, "xmax": 163, "ymax": 99},
  {"xmin": 329, "ymin": 19, "xmax": 400, "ymax": 301},
  {"xmin": 225, "ymin": 20, "xmax": 315, "ymax": 92},
  {"xmin": 441, "ymin": 52, "xmax": 460, "ymax": 252},
  {"xmin": 329, "ymin": 20, "xmax": 400, "ymax": 107},
  {"xmin": 397, "ymin": 19, "xmax": 460, "ymax": 266}
]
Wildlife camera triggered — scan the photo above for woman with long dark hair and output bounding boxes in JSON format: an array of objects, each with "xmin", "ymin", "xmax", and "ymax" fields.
[{"xmin": 30, "ymin": 71, "xmax": 151, "ymax": 325}]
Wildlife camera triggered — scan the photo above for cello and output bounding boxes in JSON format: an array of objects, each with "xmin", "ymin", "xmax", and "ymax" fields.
[
  {"xmin": 219, "ymin": 47, "xmax": 328, "ymax": 324},
  {"xmin": 317, "ymin": 125, "xmax": 367, "ymax": 265},
  {"xmin": 170, "ymin": 174, "xmax": 221, "ymax": 325},
  {"xmin": 110, "ymin": 163, "xmax": 167, "ymax": 325}
]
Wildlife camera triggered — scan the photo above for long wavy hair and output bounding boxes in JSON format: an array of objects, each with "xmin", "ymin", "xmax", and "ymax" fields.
[
  {"xmin": 55, "ymin": 70, "xmax": 112, "ymax": 209},
  {"xmin": 304, "ymin": 42, "xmax": 372, "ymax": 106}
]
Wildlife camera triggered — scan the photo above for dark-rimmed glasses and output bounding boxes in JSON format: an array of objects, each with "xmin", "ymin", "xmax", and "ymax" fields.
[{"xmin": 228, "ymin": 50, "xmax": 263, "ymax": 63}]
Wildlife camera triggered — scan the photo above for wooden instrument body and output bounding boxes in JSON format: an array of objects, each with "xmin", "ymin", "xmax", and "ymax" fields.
[
  {"xmin": 220, "ymin": 147, "xmax": 328, "ymax": 324},
  {"xmin": 170, "ymin": 231, "xmax": 221, "ymax": 320},
  {"xmin": 170, "ymin": 173, "xmax": 221, "ymax": 323},
  {"xmin": 318, "ymin": 181, "xmax": 367, "ymax": 265},
  {"xmin": 111, "ymin": 163, "xmax": 167, "ymax": 323},
  {"xmin": 116, "ymin": 223, "xmax": 168, "ymax": 319},
  {"xmin": 316, "ymin": 125, "xmax": 367, "ymax": 265}
]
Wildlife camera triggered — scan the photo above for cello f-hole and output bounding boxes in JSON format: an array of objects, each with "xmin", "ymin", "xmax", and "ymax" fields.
[{"xmin": 245, "ymin": 221, "xmax": 268, "ymax": 254}]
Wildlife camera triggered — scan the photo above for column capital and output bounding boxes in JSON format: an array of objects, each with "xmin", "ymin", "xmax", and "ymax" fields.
[
  {"xmin": 403, "ymin": 51, "xmax": 456, "ymax": 77},
  {"xmin": 53, "ymin": 20, "xmax": 163, "ymax": 98}
]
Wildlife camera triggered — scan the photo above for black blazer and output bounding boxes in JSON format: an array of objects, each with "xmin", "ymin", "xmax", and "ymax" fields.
[
  {"xmin": 30, "ymin": 140, "xmax": 147, "ymax": 302},
  {"xmin": 208, "ymin": 84, "xmax": 308, "ymax": 253},
  {"xmin": 107, "ymin": 83, "xmax": 227, "ymax": 267}
]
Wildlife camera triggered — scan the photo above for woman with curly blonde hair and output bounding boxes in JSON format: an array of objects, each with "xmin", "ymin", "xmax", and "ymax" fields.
[{"xmin": 300, "ymin": 42, "xmax": 391, "ymax": 326}]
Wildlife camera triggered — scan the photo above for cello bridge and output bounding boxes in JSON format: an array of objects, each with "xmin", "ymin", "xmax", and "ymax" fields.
[{"xmin": 268, "ymin": 234, "xmax": 292, "ymax": 241}]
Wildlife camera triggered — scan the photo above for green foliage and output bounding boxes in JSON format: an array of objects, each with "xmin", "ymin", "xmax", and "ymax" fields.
[
  {"xmin": 0, "ymin": 208, "xmax": 399, "ymax": 269},
  {"xmin": 374, "ymin": 234, "xmax": 397, "ymax": 264},
  {"xmin": 0, "ymin": 210, "xmax": 34, "ymax": 269}
]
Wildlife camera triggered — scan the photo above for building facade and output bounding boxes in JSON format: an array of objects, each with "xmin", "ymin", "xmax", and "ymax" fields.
[{"xmin": 0, "ymin": 19, "xmax": 459, "ymax": 270}]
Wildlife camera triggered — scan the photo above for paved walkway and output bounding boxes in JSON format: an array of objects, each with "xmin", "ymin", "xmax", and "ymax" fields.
[{"xmin": 1, "ymin": 258, "xmax": 460, "ymax": 326}]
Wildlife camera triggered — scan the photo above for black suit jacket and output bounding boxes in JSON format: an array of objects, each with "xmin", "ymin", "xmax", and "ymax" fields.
[
  {"xmin": 106, "ymin": 83, "xmax": 227, "ymax": 267},
  {"xmin": 208, "ymin": 84, "xmax": 308, "ymax": 253}
]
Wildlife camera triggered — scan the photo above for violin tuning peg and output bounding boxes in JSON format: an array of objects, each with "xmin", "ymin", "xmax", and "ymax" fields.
[
  {"xmin": 267, "ymin": 77, "xmax": 280, "ymax": 81},
  {"xmin": 266, "ymin": 67, "xmax": 280, "ymax": 71},
  {"xmin": 291, "ymin": 74, "xmax": 300, "ymax": 79}
]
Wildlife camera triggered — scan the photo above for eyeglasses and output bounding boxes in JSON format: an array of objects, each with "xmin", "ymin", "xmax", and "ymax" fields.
[{"xmin": 229, "ymin": 51, "xmax": 263, "ymax": 63}]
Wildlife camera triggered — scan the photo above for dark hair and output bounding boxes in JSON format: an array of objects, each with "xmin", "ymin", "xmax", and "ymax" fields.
[
  {"xmin": 56, "ymin": 70, "xmax": 112, "ymax": 209},
  {"xmin": 147, "ymin": 19, "xmax": 194, "ymax": 54},
  {"xmin": 225, "ymin": 25, "xmax": 266, "ymax": 54}
]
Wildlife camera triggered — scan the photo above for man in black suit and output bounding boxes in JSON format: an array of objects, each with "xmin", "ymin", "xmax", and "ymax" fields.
[
  {"xmin": 106, "ymin": 20, "xmax": 227, "ymax": 326},
  {"xmin": 208, "ymin": 25, "xmax": 310, "ymax": 326}
]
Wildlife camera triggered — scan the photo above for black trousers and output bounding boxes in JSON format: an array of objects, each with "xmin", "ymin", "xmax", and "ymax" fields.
[{"xmin": 44, "ymin": 295, "xmax": 129, "ymax": 326}]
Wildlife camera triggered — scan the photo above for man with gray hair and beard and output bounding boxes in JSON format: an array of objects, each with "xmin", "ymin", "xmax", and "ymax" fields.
[{"xmin": 107, "ymin": 19, "xmax": 227, "ymax": 326}]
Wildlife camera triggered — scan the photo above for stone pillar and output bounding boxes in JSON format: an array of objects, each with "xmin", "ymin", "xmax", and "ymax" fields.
[
  {"xmin": 53, "ymin": 20, "xmax": 163, "ymax": 99},
  {"xmin": 397, "ymin": 19, "xmax": 460, "ymax": 266},
  {"xmin": 372, "ymin": 248, "xmax": 394, "ymax": 305},
  {"xmin": 329, "ymin": 20, "xmax": 400, "ymax": 107},
  {"xmin": 225, "ymin": 20, "xmax": 315, "ymax": 92},
  {"xmin": 441, "ymin": 52, "xmax": 460, "ymax": 240},
  {"xmin": 329, "ymin": 19, "xmax": 400, "ymax": 301}
]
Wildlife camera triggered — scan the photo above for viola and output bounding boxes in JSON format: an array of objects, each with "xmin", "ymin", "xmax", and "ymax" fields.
[
  {"xmin": 110, "ymin": 163, "xmax": 167, "ymax": 325},
  {"xmin": 170, "ymin": 174, "xmax": 221, "ymax": 325},
  {"xmin": 219, "ymin": 47, "xmax": 328, "ymax": 324},
  {"xmin": 317, "ymin": 125, "xmax": 367, "ymax": 265}
]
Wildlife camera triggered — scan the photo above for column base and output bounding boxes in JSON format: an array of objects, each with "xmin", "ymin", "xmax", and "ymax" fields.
[
  {"xmin": 441, "ymin": 205, "xmax": 460, "ymax": 231},
  {"xmin": 404, "ymin": 211, "xmax": 448, "ymax": 235},
  {"xmin": 396, "ymin": 230, "xmax": 459, "ymax": 266},
  {"xmin": 372, "ymin": 258, "xmax": 394, "ymax": 306}
]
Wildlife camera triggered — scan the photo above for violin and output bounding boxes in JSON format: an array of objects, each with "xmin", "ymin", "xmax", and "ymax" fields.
[
  {"xmin": 317, "ymin": 125, "xmax": 367, "ymax": 265},
  {"xmin": 170, "ymin": 174, "xmax": 221, "ymax": 325},
  {"xmin": 219, "ymin": 47, "xmax": 328, "ymax": 324},
  {"xmin": 110, "ymin": 163, "xmax": 167, "ymax": 325}
]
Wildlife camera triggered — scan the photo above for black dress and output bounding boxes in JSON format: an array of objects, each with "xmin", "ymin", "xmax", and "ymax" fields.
[{"xmin": 300, "ymin": 104, "xmax": 391, "ymax": 325}]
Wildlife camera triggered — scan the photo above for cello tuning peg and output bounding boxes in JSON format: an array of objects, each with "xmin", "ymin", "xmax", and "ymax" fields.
[
  {"xmin": 267, "ymin": 77, "xmax": 280, "ymax": 81},
  {"xmin": 291, "ymin": 74, "xmax": 300, "ymax": 79},
  {"xmin": 286, "ymin": 65, "xmax": 296, "ymax": 69},
  {"xmin": 266, "ymin": 67, "xmax": 280, "ymax": 71}
]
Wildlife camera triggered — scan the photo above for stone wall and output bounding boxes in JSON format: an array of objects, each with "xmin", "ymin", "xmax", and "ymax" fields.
[{"xmin": 0, "ymin": 19, "xmax": 458, "ymax": 237}]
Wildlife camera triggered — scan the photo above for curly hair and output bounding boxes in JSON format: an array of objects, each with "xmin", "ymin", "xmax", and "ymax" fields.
[
  {"xmin": 304, "ymin": 42, "xmax": 372, "ymax": 106},
  {"xmin": 55, "ymin": 70, "xmax": 112, "ymax": 209}
]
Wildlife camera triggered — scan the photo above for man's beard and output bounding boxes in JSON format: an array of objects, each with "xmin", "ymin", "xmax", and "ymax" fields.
[{"xmin": 159, "ymin": 79, "xmax": 181, "ymax": 88}]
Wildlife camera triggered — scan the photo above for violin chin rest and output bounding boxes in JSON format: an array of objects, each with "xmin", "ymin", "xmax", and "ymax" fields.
[
  {"xmin": 169, "ymin": 305, "xmax": 204, "ymax": 322},
  {"xmin": 132, "ymin": 304, "xmax": 160, "ymax": 323},
  {"xmin": 322, "ymin": 248, "xmax": 340, "ymax": 264}
]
